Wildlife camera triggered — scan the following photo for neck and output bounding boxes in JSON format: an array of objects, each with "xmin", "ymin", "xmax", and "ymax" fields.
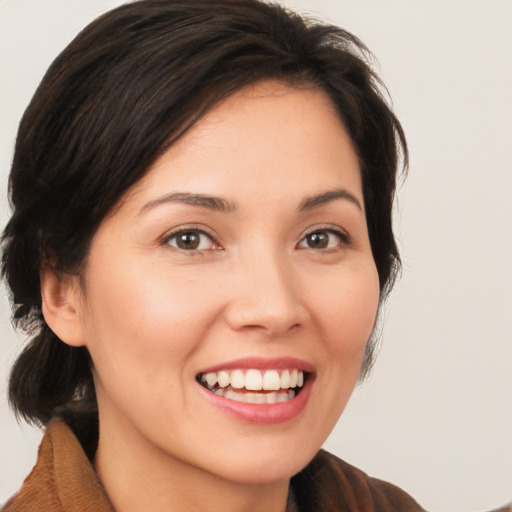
[{"xmin": 94, "ymin": 418, "xmax": 291, "ymax": 512}]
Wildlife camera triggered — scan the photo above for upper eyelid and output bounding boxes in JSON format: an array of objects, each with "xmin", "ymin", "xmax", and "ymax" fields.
[
  {"xmin": 300, "ymin": 224, "xmax": 350, "ymax": 240},
  {"xmin": 160, "ymin": 225, "xmax": 219, "ymax": 246}
]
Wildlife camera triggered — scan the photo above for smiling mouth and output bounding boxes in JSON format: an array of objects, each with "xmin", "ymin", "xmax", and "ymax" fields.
[{"xmin": 197, "ymin": 368, "xmax": 307, "ymax": 405}]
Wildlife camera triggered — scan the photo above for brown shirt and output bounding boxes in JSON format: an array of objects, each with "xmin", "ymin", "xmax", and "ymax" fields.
[{"xmin": 3, "ymin": 419, "xmax": 428, "ymax": 511}]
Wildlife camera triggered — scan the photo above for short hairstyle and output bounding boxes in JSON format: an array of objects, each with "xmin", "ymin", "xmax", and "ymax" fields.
[{"xmin": 1, "ymin": 0, "xmax": 407, "ymax": 426}]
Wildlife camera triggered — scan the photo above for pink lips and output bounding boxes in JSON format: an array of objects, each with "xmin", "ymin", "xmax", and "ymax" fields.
[{"xmin": 197, "ymin": 357, "xmax": 315, "ymax": 424}]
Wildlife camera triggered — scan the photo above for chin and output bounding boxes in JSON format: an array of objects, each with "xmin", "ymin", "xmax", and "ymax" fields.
[{"xmin": 196, "ymin": 432, "xmax": 323, "ymax": 485}]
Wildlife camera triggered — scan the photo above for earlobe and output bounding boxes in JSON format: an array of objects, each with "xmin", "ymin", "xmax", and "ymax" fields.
[{"xmin": 40, "ymin": 266, "xmax": 85, "ymax": 347}]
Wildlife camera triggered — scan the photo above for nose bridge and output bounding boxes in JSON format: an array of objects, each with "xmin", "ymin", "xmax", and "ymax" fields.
[{"xmin": 225, "ymin": 240, "xmax": 304, "ymax": 336}]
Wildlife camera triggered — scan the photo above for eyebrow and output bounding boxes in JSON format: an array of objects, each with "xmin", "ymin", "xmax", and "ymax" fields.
[
  {"xmin": 139, "ymin": 187, "xmax": 362, "ymax": 216},
  {"xmin": 139, "ymin": 192, "xmax": 236, "ymax": 215},
  {"xmin": 298, "ymin": 188, "xmax": 363, "ymax": 212}
]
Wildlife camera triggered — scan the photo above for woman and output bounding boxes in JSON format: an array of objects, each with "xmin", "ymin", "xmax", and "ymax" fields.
[{"xmin": 1, "ymin": 0, "xmax": 424, "ymax": 510}]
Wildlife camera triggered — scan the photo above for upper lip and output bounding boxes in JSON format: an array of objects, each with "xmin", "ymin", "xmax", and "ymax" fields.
[{"xmin": 197, "ymin": 356, "xmax": 315, "ymax": 375}]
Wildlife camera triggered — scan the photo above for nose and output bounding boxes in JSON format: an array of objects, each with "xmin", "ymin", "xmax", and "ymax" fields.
[{"xmin": 223, "ymin": 248, "xmax": 308, "ymax": 338}]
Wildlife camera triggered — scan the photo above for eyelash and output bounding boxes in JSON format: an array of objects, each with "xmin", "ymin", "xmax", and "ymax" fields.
[
  {"xmin": 297, "ymin": 225, "xmax": 352, "ymax": 251},
  {"xmin": 161, "ymin": 225, "xmax": 351, "ymax": 253},
  {"xmin": 161, "ymin": 226, "xmax": 220, "ymax": 253}
]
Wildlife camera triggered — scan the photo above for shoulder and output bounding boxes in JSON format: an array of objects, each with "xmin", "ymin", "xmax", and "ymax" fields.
[
  {"xmin": 2, "ymin": 420, "xmax": 112, "ymax": 512},
  {"xmin": 291, "ymin": 449, "xmax": 426, "ymax": 511},
  {"xmin": 2, "ymin": 421, "xmax": 64, "ymax": 512}
]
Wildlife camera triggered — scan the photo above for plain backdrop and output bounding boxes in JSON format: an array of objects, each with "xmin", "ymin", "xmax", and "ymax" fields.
[{"xmin": 1, "ymin": 1, "xmax": 511, "ymax": 510}]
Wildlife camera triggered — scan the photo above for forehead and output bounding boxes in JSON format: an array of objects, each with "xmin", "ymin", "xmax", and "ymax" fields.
[{"xmin": 123, "ymin": 81, "xmax": 362, "ymax": 212}]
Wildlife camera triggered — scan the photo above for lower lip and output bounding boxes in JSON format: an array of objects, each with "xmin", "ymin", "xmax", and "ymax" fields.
[{"xmin": 198, "ymin": 377, "xmax": 313, "ymax": 424}]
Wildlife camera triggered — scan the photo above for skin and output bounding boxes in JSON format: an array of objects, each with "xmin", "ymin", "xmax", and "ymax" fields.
[{"xmin": 42, "ymin": 81, "xmax": 380, "ymax": 512}]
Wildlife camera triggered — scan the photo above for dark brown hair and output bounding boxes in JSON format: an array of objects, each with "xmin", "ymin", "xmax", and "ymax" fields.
[{"xmin": 2, "ymin": 0, "xmax": 407, "ymax": 426}]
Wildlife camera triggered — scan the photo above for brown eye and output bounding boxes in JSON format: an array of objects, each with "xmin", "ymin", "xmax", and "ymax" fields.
[
  {"xmin": 166, "ymin": 230, "xmax": 215, "ymax": 251},
  {"xmin": 176, "ymin": 232, "xmax": 200, "ymax": 250},
  {"xmin": 307, "ymin": 232, "xmax": 329, "ymax": 249},
  {"xmin": 299, "ymin": 229, "xmax": 344, "ymax": 250}
]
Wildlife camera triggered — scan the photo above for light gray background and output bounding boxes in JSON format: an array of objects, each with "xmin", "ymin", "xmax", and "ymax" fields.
[{"xmin": 1, "ymin": 1, "xmax": 511, "ymax": 510}]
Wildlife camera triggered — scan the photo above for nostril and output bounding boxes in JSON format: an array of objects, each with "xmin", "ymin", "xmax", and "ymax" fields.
[{"xmin": 234, "ymin": 320, "xmax": 303, "ymax": 338}]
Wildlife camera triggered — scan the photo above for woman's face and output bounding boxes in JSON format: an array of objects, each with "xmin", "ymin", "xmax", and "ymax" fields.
[{"xmin": 73, "ymin": 82, "xmax": 380, "ymax": 485}]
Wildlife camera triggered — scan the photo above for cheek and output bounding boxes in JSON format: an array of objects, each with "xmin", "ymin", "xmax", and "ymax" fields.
[
  {"xmin": 80, "ymin": 259, "xmax": 222, "ymax": 386},
  {"xmin": 301, "ymin": 259, "xmax": 380, "ymax": 446},
  {"xmin": 315, "ymin": 260, "xmax": 380, "ymax": 358}
]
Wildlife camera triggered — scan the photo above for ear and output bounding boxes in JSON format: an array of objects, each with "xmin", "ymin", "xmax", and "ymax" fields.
[{"xmin": 40, "ymin": 265, "xmax": 86, "ymax": 347}]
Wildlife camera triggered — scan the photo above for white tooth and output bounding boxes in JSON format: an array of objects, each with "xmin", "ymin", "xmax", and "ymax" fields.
[
  {"xmin": 262, "ymin": 370, "xmax": 281, "ymax": 390},
  {"xmin": 231, "ymin": 370, "xmax": 245, "ymax": 389},
  {"xmin": 255, "ymin": 393, "xmax": 267, "ymax": 404},
  {"xmin": 288, "ymin": 389, "xmax": 295, "ymax": 399},
  {"xmin": 277, "ymin": 392, "xmax": 289, "ymax": 403},
  {"xmin": 297, "ymin": 371, "xmax": 304, "ymax": 387},
  {"xmin": 218, "ymin": 371, "xmax": 230, "ymax": 388},
  {"xmin": 280, "ymin": 370, "xmax": 291, "ymax": 389},
  {"xmin": 224, "ymin": 389, "xmax": 258, "ymax": 404},
  {"xmin": 265, "ymin": 392, "xmax": 277, "ymax": 404},
  {"xmin": 205, "ymin": 372, "xmax": 217, "ymax": 387},
  {"xmin": 245, "ymin": 369, "xmax": 263, "ymax": 390},
  {"xmin": 244, "ymin": 393, "xmax": 257, "ymax": 404},
  {"xmin": 200, "ymin": 374, "xmax": 207, "ymax": 382},
  {"xmin": 289, "ymin": 369, "xmax": 298, "ymax": 388},
  {"xmin": 225, "ymin": 389, "xmax": 238, "ymax": 401},
  {"xmin": 214, "ymin": 388, "xmax": 225, "ymax": 397}
]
